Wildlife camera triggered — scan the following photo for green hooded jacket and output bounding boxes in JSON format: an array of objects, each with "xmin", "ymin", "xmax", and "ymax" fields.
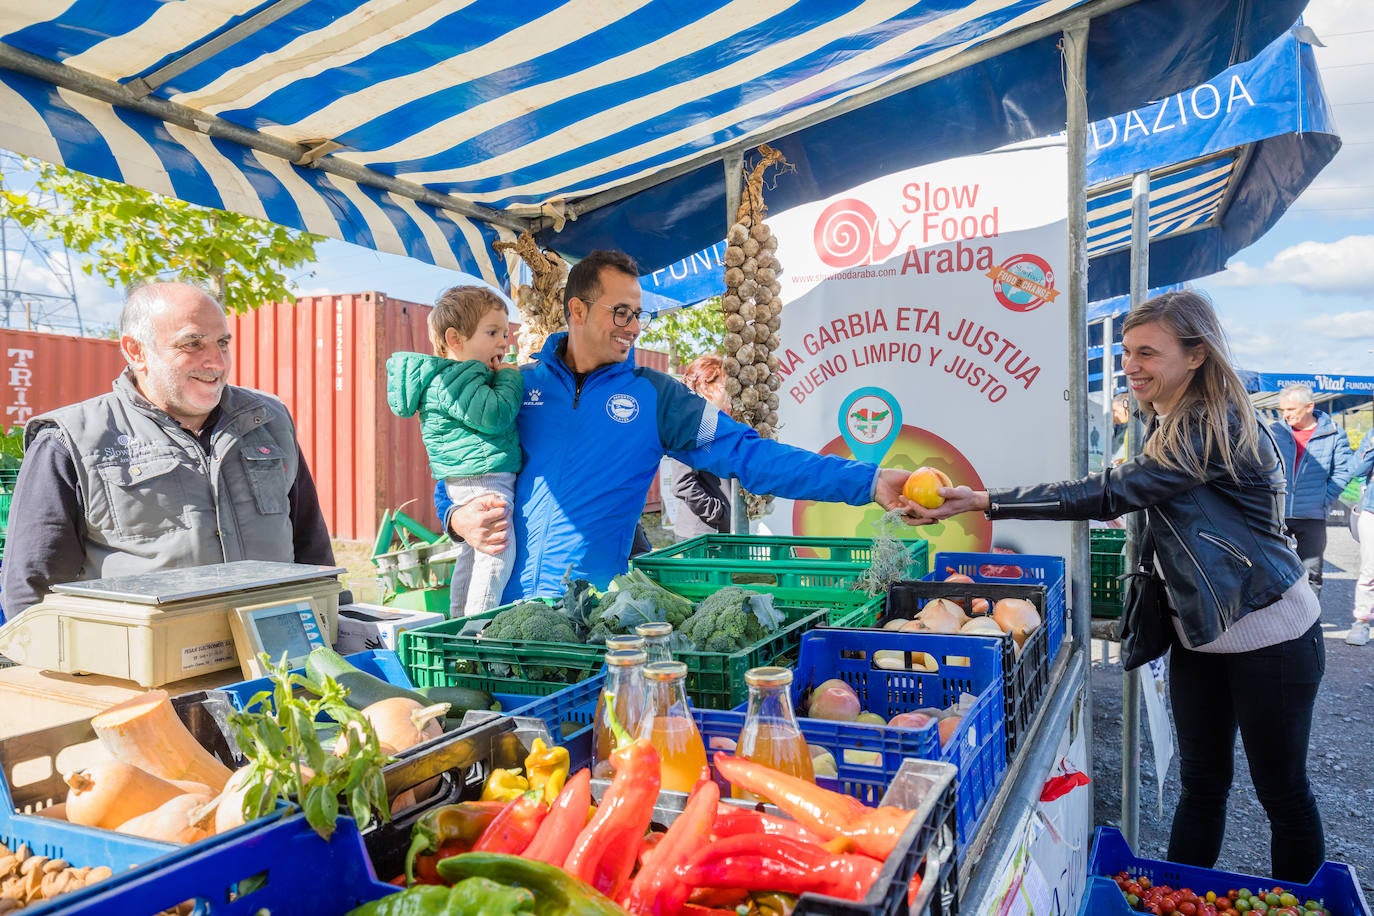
[{"xmin": 386, "ymin": 352, "xmax": 523, "ymax": 478}]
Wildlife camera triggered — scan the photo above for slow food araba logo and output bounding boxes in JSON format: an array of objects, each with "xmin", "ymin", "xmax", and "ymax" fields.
[
  {"xmin": 813, "ymin": 200, "xmax": 904, "ymax": 268},
  {"xmin": 809, "ymin": 180, "xmax": 1003, "ymax": 278}
]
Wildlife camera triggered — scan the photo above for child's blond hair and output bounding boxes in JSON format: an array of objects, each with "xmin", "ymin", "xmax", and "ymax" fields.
[{"xmin": 429, "ymin": 286, "xmax": 508, "ymax": 356}]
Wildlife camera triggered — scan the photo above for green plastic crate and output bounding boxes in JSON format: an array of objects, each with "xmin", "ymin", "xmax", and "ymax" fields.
[
  {"xmin": 1090, "ymin": 529, "xmax": 1126, "ymax": 619},
  {"xmin": 398, "ymin": 600, "xmax": 835, "ymax": 710},
  {"xmin": 631, "ymin": 534, "xmax": 929, "ymax": 607},
  {"xmin": 0, "ymin": 468, "xmax": 17, "ymax": 554}
]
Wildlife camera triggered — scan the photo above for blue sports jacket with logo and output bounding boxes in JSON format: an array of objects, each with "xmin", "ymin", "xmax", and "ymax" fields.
[{"xmin": 498, "ymin": 332, "xmax": 879, "ymax": 600}]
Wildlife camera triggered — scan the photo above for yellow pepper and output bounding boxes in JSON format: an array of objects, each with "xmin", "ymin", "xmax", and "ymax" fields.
[
  {"xmin": 480, "ymin": 767, "xmax": 530, "ymax": 802},
  {"xmin": 523, "ymin": 737, "xmax": 570, "ymax": 805}
]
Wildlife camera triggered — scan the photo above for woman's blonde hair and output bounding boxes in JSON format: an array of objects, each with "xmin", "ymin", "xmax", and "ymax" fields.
[
  {"xmin": 1123, "ymin": 290, "xmax": 1258, "ymax": 479},
  {"xmin": 429, "ymin": 286, "xmax": 508, "ymax": 356}
]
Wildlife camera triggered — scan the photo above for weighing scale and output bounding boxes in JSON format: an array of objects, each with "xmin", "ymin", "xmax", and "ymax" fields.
[{"xmin": 0, "ymin": 561, "xmax": 345, "ymax": 687}]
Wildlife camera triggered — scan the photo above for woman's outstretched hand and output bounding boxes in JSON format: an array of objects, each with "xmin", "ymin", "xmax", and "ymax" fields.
[{"xmin": 897, "ymin": 486, "xmax": 991, "ymax": 525}]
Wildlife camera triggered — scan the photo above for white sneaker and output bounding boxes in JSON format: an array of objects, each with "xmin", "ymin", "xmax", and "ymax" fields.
[{"xmin": 1347, "ymin": 619, "xmax": 1371, "ymax": 647}]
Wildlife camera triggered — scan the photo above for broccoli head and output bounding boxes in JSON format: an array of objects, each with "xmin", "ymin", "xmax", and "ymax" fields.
[
  {"xmin": 677, "ymin": 587, "xmax": 782, "ymax": 654},
  {"xmin": 482, "ymin": 601, "xmax": 580, "ymax": 643}
]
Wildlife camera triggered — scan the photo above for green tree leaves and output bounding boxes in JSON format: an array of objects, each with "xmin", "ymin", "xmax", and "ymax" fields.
[{"xmin": 0, "ymin": 157, "xmax": 323, "ymax": 314}]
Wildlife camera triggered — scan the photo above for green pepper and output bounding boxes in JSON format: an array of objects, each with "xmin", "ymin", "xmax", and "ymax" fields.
[
  {"xmin": 435, "ymin": 852, "xmax": 631, "ymax": 915},
  {"xmin": 346, "ymin": 876, "xmax": 536, "ymax": 916},
  {"xmin": 404, "ymin": 801, "xmax": 506, "ymax": 884}
]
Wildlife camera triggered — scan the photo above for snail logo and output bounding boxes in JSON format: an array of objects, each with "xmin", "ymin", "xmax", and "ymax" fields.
[
  {"xmin": 987, "ymin": 254, "xmax": 1059, "ymax": 312},
  {"xmin": 813, "ymin": 199, "xmax": 905, "ymax": 268},
  {"xmin": 606, "ymin": 393, "xmax": 639, "ymax": 424}
]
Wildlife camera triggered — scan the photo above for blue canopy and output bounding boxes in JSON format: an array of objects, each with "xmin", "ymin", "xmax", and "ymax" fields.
[
  {"xmin": 646, "ymin": 22, "xmax": 1338, "ymax": 310},
  {"xmin": 0, "ymin": 1, "xmax": 1306, "ymax": 290}
]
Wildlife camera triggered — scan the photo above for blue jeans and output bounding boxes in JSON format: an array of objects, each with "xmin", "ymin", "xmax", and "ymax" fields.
[
  {"xmin": 1166, "ymin": 620, "xmax": 1325, "ymax": 881},
  {"xmin": 444, "ymin": 472, "xmax": 516, "ymax": 616}
]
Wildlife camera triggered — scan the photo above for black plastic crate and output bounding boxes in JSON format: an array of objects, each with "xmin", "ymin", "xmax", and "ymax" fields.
[{"xmin": 882, "ymin": 580, "xmax": 1050, "ymax": 760}]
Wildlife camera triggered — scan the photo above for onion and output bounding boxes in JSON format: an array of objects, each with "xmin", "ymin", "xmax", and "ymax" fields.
[
  {"xmin": 942, "ymin": 570, "xmax": 975, "ymax": 584},
  {"xmin": 882, "ymin": 618, "xmax": 908, "ymax": 631},
  {"xmin": 992, "ymin": 598, "xmax": 1042, "ymax": 648},
  {"xmin": 960, "ymin": 616, "xmax": 1005, "ymax": 637},
  {"xmin": 913, "ymin": 598, "xmax": 968, "ymax": 634}
]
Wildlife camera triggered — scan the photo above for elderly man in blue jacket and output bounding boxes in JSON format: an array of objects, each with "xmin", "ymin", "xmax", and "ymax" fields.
[
  {"xmin": 440, "ymin": 249, "xmax": 913, "ymax": 602},
  {"xmin": 1271, "ymin": 383, "xmax": 1355, "ymax": 599}
]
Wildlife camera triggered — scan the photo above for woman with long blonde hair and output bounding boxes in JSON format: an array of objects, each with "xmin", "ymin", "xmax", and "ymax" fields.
[{"xmin": 906, "ymin": 290, "xmax": 1324, "ymax": 880}]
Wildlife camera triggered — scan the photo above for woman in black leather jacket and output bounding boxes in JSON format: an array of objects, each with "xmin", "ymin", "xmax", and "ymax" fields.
[{"xmin": 904, "ymin": 290, "xmax": 1324, "ymax": 881}]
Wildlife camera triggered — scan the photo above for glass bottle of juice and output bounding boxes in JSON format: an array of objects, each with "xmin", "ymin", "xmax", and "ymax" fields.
[
  {"xmin": 635, "ymin": 622, "xmax": 674, "ymax": 663},
  {"xmin": 637, "ymin": 660, "xmax": 709, "ymax": 793},
  {"xmin": 605, "ymin": 634, "xmax": 646, "ymax": 652},
  {"xmin": 734, "ymin": 666, "xmax": 814, "ymax": 800},
  {"xmin": 592, "ymin": 648, "xmax": 647, "ymax": 779}
]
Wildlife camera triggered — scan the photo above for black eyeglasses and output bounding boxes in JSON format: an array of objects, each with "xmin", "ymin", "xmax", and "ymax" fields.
[{"xmin": 592, "ymin": 301, "xmax": 653, "ymax": 328}]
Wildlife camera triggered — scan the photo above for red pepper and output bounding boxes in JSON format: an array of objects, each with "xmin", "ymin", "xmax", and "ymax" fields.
[
  {"xmin": 713, "ymin": 753, "xmax": 866, "ymax": 841},
  {"xmin": 712, "ymin": 805, "xmax": 822, "ymax": 845},
  {"xmin": 471, "ymin": 790, "xmax": 549, "ymax": 855},
  {"xmin": 620, "ymin": 778, "xmax": 719, "ymax": 916},
  {"xmin": 713, "ymin": 753, "xmax": 915, "ymax": 860},
  {"xmin": 563, "ymin": 695, "xmax": 662, "ymax": 899},
  {"xmin": 843, "ymin": 805, "xmax": 917, "ymax": 861},
  {"xmin": 678, "ymin": 834, "xmax": 882, "ymax": 902},
  {"xmin": 522, "ymin": 767, "xmax": 592, "ymax": 866}
]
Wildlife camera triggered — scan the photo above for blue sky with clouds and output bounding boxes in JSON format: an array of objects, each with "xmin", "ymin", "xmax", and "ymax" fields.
[
  {"xmin": 1199, "ymin": 0, "xmax": 1373, "ymax": 375},
  {"xmin": 13, "ymin": 0, "xmax": 1371, "ymax": 376}
]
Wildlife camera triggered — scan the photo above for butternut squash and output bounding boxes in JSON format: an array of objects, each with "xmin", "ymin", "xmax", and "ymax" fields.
[
  {"xmin": 65, "ymin": 758, "xmax": 188, "ymax": 829},
  {"xmin": 212, "ymin": 767, "xmax": 256, "ymax": 835},
  {"xmin": 361, "ymin": 698, "xmax": 449, "ymax": 752},
  {"xmin": 360, "ymin": 698, "xmax": 449, "ymax": 808},
  {"xmin": 115, "ymin": 793, "xmax": 215, "ymax": 844},
  {"xmin": 90, "ymin": 690, "xmax": 232, "ymax": 792}
]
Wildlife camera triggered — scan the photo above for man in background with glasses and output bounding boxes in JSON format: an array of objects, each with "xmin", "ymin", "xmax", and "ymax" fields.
[{"xmin": 440, "ymin": 249, "xmax": 914, "ymax": 602}]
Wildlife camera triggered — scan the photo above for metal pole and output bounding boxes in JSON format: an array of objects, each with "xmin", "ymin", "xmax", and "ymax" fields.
[
  {"xmin": 1121, "ymin": 169, "xmax": 1150, "ymax": 849},
  {"xmin": 723, "ymin": 153, "xmax": 750, "ymax": 535},
  {"xmin": 1064, "ymin": 18, "xmax": 1093, "ymax": 825},
  {"xmin": 1102, "ymin": 313, "xmax": 1115, "ymax": 471}
]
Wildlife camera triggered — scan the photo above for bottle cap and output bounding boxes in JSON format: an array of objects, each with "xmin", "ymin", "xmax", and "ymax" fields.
[
  {"xmin": 642, "ymin": 660, "xmax": 688, "ymax": 681},
  {"xmin": 605, "ymin": 648, "xmax": 647, "ymax": 667},
  {"xmin": 635, "ymin": 622, "xmax": 674, "ymax": 638},
  {"xmin": 744, "ymin": 665, "xmax": 793, "ymax": 687},
  {"xmin": 605, "ymin": 634, "xmax": 646, "ymax": 651}
]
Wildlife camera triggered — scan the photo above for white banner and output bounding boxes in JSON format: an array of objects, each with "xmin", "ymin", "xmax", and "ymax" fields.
[{"xmin": 763, "ymin": 145, "xmax": 1072, "ymax": 559}]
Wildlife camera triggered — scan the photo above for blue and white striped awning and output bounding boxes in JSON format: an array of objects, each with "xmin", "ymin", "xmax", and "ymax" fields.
[
  {"xmin": 0, "ymin": 1, "xmax": 1307, "ymax": 288},
  {"xmin": 1086, "ymin": 153, "xmax": 1240, "ymax": 260}
]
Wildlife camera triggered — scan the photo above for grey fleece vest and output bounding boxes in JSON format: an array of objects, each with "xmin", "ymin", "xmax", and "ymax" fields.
[{"xmin": 26, "ymin": 372, "xmax": 299, "ymax": 580}]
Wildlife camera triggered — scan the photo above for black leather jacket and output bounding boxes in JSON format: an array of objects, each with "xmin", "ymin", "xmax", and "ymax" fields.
[{"xmin": 988, "ymin": 414, "xmax": 1304, "ymax": 647}]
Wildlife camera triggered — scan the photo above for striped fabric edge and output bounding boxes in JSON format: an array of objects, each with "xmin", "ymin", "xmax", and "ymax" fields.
[{"xmin": 0, "ymin": 66, "xmax": 512, "ymax": 288}]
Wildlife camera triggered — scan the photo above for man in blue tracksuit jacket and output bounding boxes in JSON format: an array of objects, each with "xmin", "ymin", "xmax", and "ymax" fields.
[
  {"xmin": 1271, "ymin": 383, "xmax": 1354, "ymax": 597},
  {"xmin": 440, "ymin": 250, "xmax": 912, "ymax": 600}
]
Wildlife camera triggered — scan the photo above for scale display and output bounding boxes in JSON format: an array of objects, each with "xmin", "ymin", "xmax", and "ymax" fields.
[{"xmin": 229, "ymin": 597, "xmax": 328, "ymax": 677}]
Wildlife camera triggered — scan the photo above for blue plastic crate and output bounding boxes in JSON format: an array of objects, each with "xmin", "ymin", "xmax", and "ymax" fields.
[
  {"xmin": 49, "ymin": 812, "xmax": 395, "ymax": 916},
  {"xmin": 507, "ymin": 675, "xmax": 602, "ymax": 772},
  {"xmin": 890, "ymin": 575, "xmax": 1050, "ymax": 760},
  {"xmin": 933, "ymin": 551, "xmax": 1067, "ymax": 660},
  {"xmin": 1086, "ymin": 827, "xmax": 1372, "ymax": 916},
  {"xmin": 216, "ymin": 649, "xmax": 534, "ymax": 718},
  {"xmin": 790, "ymin": 628, "xmax": 1006, "ymax": 865}
]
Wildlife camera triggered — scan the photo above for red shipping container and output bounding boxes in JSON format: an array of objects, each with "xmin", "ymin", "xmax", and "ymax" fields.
[
  {"xmin": 229, "ymin": 293, "xmax": 670, "ymax": 541},
  {"xmin": 0, "ymin": 328, "xmax": 125, "ymax": 432}
]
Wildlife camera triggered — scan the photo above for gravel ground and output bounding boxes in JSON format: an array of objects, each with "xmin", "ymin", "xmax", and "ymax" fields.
[{"xmin": 1090, "ymin": 521, "xmax": 1374, "ymax": 892}]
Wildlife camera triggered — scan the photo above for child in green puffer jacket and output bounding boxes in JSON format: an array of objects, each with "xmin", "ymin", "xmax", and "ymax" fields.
[{"xmin": 386, "ymin": 286, "xmax": 523, "ymax": 615}]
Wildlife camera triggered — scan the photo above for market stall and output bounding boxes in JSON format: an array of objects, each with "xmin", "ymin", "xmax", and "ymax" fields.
[{"xmin": 0, "ymin": 1, "xmax": 1357, "ymax": 915}]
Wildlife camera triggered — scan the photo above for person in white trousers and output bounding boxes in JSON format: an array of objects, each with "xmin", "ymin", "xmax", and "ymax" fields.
[{"xmin": 1347, "ymin": 429, "xmax": 1374, "ymax": 646}]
